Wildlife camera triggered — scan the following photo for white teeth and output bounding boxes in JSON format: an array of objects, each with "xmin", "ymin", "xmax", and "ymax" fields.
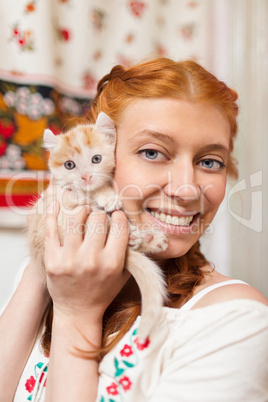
[
  {"xmin": 171, "ymin": 216, "xmax": 179, "ymax": 225},
  {"xmin": 160, "ymin": 213, "xmax": 166, "ymax": 222},
  {"xmin": 166, "ymin": 215, "xmax": 172, "ymax": 224},
  {"xmin": 149, "ymin": 210, "xmax": 193, "ymax": 226}
]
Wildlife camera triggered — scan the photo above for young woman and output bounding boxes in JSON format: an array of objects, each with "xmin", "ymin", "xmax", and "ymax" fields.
[{"xmin": 1, "ymin": 58, "xmax": 268, "ymax": 401}]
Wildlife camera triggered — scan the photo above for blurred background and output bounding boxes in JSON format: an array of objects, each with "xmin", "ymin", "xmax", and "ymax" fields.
[{"xmin": 0, "ymin": 0, "xmax": 267, "ymax": 310}]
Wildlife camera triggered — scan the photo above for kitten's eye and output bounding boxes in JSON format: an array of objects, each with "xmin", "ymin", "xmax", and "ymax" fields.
[
  {"xmin": 64, "ymin": 160, "xmax": 76, "ymax": 170},
  {"xmin": 92, "ymin": 154, "xmax": 102, "ymax": 164}
]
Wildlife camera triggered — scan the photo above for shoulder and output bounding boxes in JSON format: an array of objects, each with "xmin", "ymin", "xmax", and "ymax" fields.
[{"xmin": 192, "ymin": 273, "xmax": 268, "ymax": 310}]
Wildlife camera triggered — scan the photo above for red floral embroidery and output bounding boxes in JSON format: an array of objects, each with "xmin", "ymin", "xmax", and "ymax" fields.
[
  {"xmin": 91, "ymin": 8, "xmax": 106, "ymax": 31},
  {"xmin": 128, "ymin": 0, "xmax": 147, "ymax": 18},
  {"xmin": 125, "ymin": 33, "xmax": 135, "ymax": 43},
  {"xmin": 10, "ymin": 24, "xmax": 35, "ymax": 51},
  {"xmin": 106, "ymin": 382, "xmax": 119, "ymax": 396},
  {"xmin": 25, "ymin": 375, "xmax": 36, "ymax": 393},
  {"xmin": 134, "ymin": 336, "xmax": 150, "ymax": 350},
  {"xmin": 13, "ymin": 28, "xmax": 20, "ymax": 37},
  {"xmin": 57, "ymin": 28, "xmax": 71, "ymax": 41},
  {"xmin": 120, "ymin": 344, "xmax": 133, "ymax": 357},
  {"xmin": 180, "ymin": 23, "xmax": 195, "ymax": 41},
  {"xmin": 82, "ymin": 71, "xmax": 96, "ymax": 90},
  {"xmin": 119, "ymin": 375, "xmax": 132, "ymax": 391},
  {"xmin": 39, "ymin": 372, "xmax": 47, "ymax": 386},
  {"xmin": 93, "ymin": 50, "xmax": 102, "ymax": 61},
  {"xmin": 25, "ymin": 2, "xmax": 36, "ymax": 13},
  {"xmin": 156, "ymin": 43, "xmax": 168, "ymax": 57},
  {"xmin": 187, "ymin": 1, "xmax": 199, "ymax": 8}
]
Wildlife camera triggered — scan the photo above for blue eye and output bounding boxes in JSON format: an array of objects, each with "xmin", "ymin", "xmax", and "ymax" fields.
[
  {"xmin": 200, "ymin": 159, "xmax": 225, "ymax": 170},
  {"xmin": 145, "ymin": 150, "xmax": 158, "ymax": 159},
  {"xmin": 138, "ymin": 149, "xmax": 167, "ymax": 161},
  {"xmin": 64, "ymin": 160, "xmax": 75, "ymax": 170}
]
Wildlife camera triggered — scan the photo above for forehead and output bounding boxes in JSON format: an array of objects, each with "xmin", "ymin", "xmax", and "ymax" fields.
[{"xmin": 117, "ymin": 98, "xmax": 231, "ymax": 149}]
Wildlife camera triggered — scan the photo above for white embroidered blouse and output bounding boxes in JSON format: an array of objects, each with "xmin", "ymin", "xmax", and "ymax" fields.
[{"xmin": 14, "ymin": 280, "xmax": 268, "ymax": 401}]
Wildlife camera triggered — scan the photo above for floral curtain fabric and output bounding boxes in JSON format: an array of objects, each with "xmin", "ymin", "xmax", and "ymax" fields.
[{"xmin": 0, "ymin": 0, "xmax": 212, "ymax": 205}]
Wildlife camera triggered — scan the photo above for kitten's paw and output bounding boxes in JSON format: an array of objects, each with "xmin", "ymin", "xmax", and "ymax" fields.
[
  {"xmin": 104, "ymin": 195, "xmax": 122, "ymax": 212},
  {"xmin": 128, "ymin": 225, "xmax": 168, "ymax": 253},
  {"xmin": 145, "ymin": 230, "xmax": 168, "ymax": 253},
  {"xmin": 96, "ymin": 194, "xmax": 122, "ymax": 212},
  {"xmin": 128, "ymin": 230, "xmax": 143, "ymax": 250}
]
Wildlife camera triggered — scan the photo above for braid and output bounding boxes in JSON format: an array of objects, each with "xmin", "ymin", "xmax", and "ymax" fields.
[
  {"xmin": 88, "ymin": 65, "xmax": 126, "ymax": 123},
  {"xmin": 97, "ymin": 65, "xmax": 126, "ymax": 94},
  {"xmin": 165, "ymin": 241, "xmax": 209, "ymax": 307}
]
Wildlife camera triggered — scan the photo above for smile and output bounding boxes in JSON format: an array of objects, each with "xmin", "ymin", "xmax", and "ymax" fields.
[{"xmin": 146, "ymin": 208, "xmax": 195, "ymax": 227}]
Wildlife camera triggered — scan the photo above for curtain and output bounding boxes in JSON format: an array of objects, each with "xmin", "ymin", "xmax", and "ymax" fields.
[
  {"xmin": 0, "ymin": 0, "xmax": 211, "ymax": 185},
  {"xmin": 228, "ymin": 0, "xmax": 268, "ymax": 296},
  {"xmin": 1, "ymin": 0, "xmax": 237, "ymax": 280}
]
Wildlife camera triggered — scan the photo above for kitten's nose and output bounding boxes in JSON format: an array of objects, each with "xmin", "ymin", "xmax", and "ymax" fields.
[{"xmin": 82, "ymin": 174, "xmax": 92, "ymax": 184}]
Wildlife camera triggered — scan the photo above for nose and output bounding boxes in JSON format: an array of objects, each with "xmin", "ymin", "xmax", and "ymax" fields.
[
  {"xmin": 163, "ymin": 161, "xmax": 201, "ymax": 203},
  {"xmin": 81, "ymin": 174, "xmax": 92, "ymax": 184}
]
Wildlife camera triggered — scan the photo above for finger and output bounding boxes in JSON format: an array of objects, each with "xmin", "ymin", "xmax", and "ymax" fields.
[
  {"xmin": 44, "ymin": 201, "xmax": 61, "ymax": 264},
  {"xmin": 83, "ymin": 210, "xmax": 109, "ymax": 251},
  {"xmin": 63, "ymin": 205, "xmax": 91, "ymax": 250},
  {"xmin": 105, "ymin": 210, "xmax": 129, "ymax": 266}
]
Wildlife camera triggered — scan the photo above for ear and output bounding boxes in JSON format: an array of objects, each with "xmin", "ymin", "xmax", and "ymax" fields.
[
  {"xmin": 95, "ymin": 112, "xmax": 116, "ymax": 140},
  {"xmin": 43, "ymin": 129, "xmax": 60, "ymax": 151}
]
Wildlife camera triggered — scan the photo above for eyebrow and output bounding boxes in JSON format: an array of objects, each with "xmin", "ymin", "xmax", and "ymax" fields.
[
  {"xmin": 129, "ymin": 130, "xmax": 229, "ymax": 154},
  {"xmin": 129, "ymin": 130, "xmax": 177, "ymax": 146},
  {"xmin": 198, "ymin": 143, "xmax": 230, "ymax": 155}
]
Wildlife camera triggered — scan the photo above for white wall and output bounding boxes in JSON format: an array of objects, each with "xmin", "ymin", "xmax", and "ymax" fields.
[{"xmin": 228, "ymin": 0, "xmax": 268, "ymax": 297}]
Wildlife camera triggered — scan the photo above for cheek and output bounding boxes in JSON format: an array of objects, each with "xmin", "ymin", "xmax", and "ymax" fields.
[
  {"xmin": 114, "ymin": 160, "xmax": 150, "ymax": 216},
  {"xmin": 203, "ymin": 176, "xmax": 227, "ymax": 211}
]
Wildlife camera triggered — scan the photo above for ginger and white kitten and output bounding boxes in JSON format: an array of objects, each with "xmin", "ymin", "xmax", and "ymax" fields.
[{"xmin": 28, "ymin": 112, "xmax": 168, "ymax": 339}]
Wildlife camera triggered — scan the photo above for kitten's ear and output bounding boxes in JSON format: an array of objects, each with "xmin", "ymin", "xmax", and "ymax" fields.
[
  {"xmin": 43, "ymin": 129, "xmax": 59, "ymax": 151},
  {"xmin": 95, "ymin": 112, "xmax": 116, "ymax": 140}
]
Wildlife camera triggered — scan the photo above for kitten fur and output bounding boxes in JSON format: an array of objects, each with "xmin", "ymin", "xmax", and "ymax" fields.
[{"xmin": 28, "ymin": 112, "xmax": 168, "ymax": 339}]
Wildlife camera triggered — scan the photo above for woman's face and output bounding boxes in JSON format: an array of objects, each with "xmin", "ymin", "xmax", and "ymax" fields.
[{"xmin": 114, "ymin": 98, "xmax": 231, "ymax": 259}]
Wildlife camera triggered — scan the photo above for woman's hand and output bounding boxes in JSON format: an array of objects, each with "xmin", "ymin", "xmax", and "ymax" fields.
[
  {"xmin": 44, "ymin": 201, "xmax": 130, "ymax": 323},
  {"xmin": 44, "ymin": 202, "xmax": 131, "ymax": 401}
]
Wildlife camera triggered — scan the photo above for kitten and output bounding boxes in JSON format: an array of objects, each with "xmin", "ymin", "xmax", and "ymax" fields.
[{"xmin": 28, "ymin": 112, "xmax": 168, "ymax": 339}]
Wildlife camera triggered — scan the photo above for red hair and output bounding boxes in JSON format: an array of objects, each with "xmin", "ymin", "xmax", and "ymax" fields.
[
  {"xmin": 90, "ymin": 57, "xmax": 239, "ymax": 178},
  {"xmin": 41, "ymin": 58, "xmax": 239, "ymax": 359}
]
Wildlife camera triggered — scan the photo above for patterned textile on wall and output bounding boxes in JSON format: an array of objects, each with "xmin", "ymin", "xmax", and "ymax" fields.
[{"xmin": 0, "ymin": 0, "xmax": 211, "ymax": 207}]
